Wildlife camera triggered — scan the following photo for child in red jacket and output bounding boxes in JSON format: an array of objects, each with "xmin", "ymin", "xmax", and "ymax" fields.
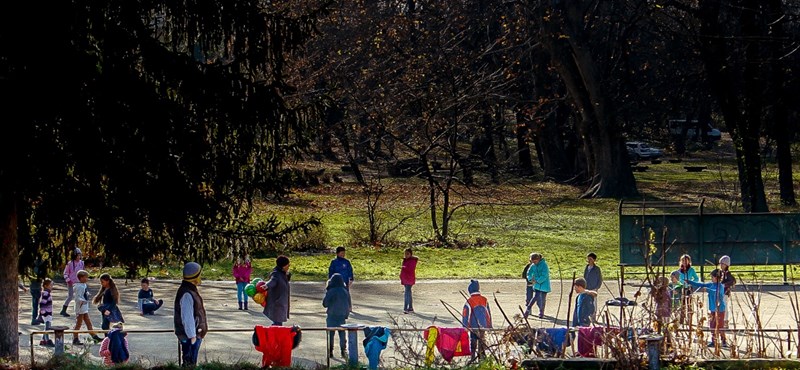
[{"xmin": 400, "ymin": 248, "xmax": 418, "ymax": 314}]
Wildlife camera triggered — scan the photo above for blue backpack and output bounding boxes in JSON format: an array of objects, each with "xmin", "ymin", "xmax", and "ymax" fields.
[{"xmin": 109, "ymin": 330, "xmax": 129, "ymax": 363}]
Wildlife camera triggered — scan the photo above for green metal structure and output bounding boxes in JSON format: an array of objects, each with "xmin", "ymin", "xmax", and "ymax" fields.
[{"xmin": 618, "ymin": 200, "xmax": 800, "ymax": 282}]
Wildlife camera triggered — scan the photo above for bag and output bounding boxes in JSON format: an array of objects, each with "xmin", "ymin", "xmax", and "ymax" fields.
[{"xmin": 108, "ymin": 330, "xmax": 129, "ymax": 363}]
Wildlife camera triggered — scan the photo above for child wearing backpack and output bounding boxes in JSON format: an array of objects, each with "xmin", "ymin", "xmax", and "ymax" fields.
[{"xmin": 99, "ymin": 322, "xmax": 129, "ymax": 365}]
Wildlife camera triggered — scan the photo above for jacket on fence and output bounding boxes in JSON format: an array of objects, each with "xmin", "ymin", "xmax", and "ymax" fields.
[
  {"xmin": 173, "ymin": 281, "xmax": 208, "ymax": 340},
  {"xmin": 527, "ymin": 258, "xmax": 551, "ymax": 292},
  {"xmin": 400, "ymin": 256, "xmax": 418, "ymax": 286},
  {"xmin": 99, "ymin": 327, "xmax": 129, "ymax": 365},
  {"xmin": 323, "ymin": 273, "xmax": 351, "ymax": 320},
  {"xmin": 363, "ymin": 326, "xmax": 391, "ymax": 370},
  {"xmin": 264, "ymin": 267, "xmax": 290, "ymax": 323},
  {"xmin": 253, "ymin": 325, "xmax": 298, "ymax": 367},
  {"xmin": 424, "ymin": 326, "xmax": 470, "ymax": 364}
]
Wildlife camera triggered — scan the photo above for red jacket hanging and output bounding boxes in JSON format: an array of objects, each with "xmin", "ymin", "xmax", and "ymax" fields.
[{"xmin": 253, "ymin": 325, "xmax": 299, "ymax": 367}]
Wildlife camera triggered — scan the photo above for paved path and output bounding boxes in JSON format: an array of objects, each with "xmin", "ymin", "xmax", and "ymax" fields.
[{"xmin": 16, "ymin": 278, "xmax": 800, "ymax": 367}]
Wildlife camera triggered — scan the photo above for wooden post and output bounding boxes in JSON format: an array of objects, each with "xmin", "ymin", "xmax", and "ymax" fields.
[
  {"xmin": 644, "ymin": 334, "xmax": 664, "ymax": 370},
  {"xmin": 51, "ymin": 326, "xmax": 69, "ymax": 355}
]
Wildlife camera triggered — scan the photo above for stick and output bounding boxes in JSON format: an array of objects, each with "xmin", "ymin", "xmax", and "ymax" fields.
[{"xmin": 565, "ymin": 271, "xmax": 576, "ymax": 356}]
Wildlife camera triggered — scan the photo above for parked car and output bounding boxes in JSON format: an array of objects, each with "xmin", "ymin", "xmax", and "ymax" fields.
[
  {"xmin": 668, "ymin": 119, "xmax": 722, "ymax": 142},
  {"xmin": 626, "ymin": 141, "xmax": 663, "ymax": 160}
]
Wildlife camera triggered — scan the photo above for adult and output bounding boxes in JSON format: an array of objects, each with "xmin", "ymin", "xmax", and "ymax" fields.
[
  {"xmin": 264, "ymin": 256, "xmax": 291, "ymax": 326},
  {"xmin": 29, "ymin": 256, "xmax": 46, "ymax": 325},
  {"xmin": 713, "ymin": 255, "xmax": 736, "ymax": 325},
  {"xmin": 62, "ymin": 248, "xmax": 84, "ymax": 317},
  {"xmin": 174, "ymin": 262, "xmax": 207, "ymax": 367},
  {"xmin": 328, "ymin": 247, "xmax": 354, "ymax": 289}
]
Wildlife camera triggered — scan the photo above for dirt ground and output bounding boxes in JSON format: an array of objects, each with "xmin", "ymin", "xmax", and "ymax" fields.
[{"xmin": 15, "ymin": 277, "xmax": 800, "ymax": 367}]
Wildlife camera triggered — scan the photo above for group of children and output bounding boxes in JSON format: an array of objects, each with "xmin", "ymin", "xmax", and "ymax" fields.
[
  {"xmin": 23, "ymin": 248, "xmax": 164, "ymax": 365},
  {"xmin": 649, "ymin": 254, "xmax": 736, "ymax": 348}
]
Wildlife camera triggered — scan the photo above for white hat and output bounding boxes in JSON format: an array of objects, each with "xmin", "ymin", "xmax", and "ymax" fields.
[
  {"xmin": 74, "ymin": 248, "xmax": 82, "ymax": 255},
  {"xmin": 719, "ymin": 255, "xmax": 731, "ymax": 267}
]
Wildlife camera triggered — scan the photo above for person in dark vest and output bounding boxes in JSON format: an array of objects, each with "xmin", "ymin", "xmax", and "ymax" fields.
[
  {"xmin": 264, "ymin": 256, "xmax": 291, "ymax": 326},
  {"xmin": 174, "ymin": 262, "xmax": 207, "ymax": 367}
]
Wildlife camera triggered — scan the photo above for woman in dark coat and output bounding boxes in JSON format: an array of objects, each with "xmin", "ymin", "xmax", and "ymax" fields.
[{"xmin": 264, "ymin": 256, "xmax": 291, "ymax": 326}]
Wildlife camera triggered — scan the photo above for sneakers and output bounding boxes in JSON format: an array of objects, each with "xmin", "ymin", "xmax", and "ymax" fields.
[
  {"xmin": 72, "ymin": 338, "xmax": 83, "ymax": 345},
  {"xmin": 39, "ymin": 340, "xmax": 47, "ymax": 346},
  {"xmin": 91, "ymin": 335, "xmax": 103, "ymax": 343},
  {"xmin": 60, "ymin": 306, "xmax": 71, "ymax": 317}
]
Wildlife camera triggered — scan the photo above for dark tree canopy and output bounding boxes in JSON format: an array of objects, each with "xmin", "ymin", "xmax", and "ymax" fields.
[{"xmin": 0, "ymin": 0, "xmax": 329, "ymax": 360}]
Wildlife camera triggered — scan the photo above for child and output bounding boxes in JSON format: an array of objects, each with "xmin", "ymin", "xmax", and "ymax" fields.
[
  {"xmin": 522, "ymin": 254, "xmax": 534, "ymax": 307},
  {"xmin": 138, "ymin": 278, "xmax": 164, "ymax": 315},
  {"xmin": 99, "ymin": 322, "xmax": 129, "ymax": 365},
  {"xmin": 400, "ymin": 248, "xmax": 418, "ymax": 314},
  {"xmin": 323, "ymin": 273, "xmax": 351, "ymax": 358},
  {"xmin": 524, "ymin": 253, "xmax": 551, "ymax": 318},
  {"xmin": 61, "ymin": 248, "xmax": 84, "ymax": 317},
  {"xmin": 462, "ymin": 279, "xmax": 492, "ymax": 358},
  {"xmin": 572, "ymin": 278, "xmax": 597, "ymax": 327},
  {"xmin": 72, "ymin": 270, "xmax": 102, "ymax": 344},
  {"xmin": 93, "ymin": 273, "xmax": 124, "ymax": 330},
  {"xmin": 233, "ymin": 256, "xmax": 252, "ymax": 310},
  {"xmin": 583, "ymin": 253, "xmax": 603, "ymax": 291},
  {"xmin": 649, "ymin": 276, "xmax": 672, "ymax": 331},
  {"xmin": 669, "ymin": 270, "xmax": 683, "ymax": 311},
  {"xmin": 685, "ymin": 270, "xmax": 728, "ymax": 347},
  {"xmin": 38, "ymin": 278, "xmax": 55, "ymax": 347},
  {"xmin": 714, "ymin": 255, "xmax": 736, "ymax": 326}
]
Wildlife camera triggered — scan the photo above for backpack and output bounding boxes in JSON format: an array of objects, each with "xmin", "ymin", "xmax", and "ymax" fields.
[{"xmin": 108, "ymin": 330, "xmax": 129, "ymax": 363}]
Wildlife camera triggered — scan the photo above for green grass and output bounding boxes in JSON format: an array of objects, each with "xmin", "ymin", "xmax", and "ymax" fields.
[{"xmin": 86, "ymin": 144, "xmax": 800, "ymax": 283}]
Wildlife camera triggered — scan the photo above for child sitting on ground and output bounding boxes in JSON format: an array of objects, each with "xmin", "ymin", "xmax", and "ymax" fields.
[
  {"xmin": 137, "ymin": 278, "xmax": 164, "ymax": 315},
  {"xmin": 99, "ymin": 322, "xmax": 129, "ymax": 365},
  {"xmin": 572, "ymin": 278, "xmax": 597, "ymax": 327},
  {"xmin": 685, "ymin": 270, "xmax": 728, "ymax": 348}
]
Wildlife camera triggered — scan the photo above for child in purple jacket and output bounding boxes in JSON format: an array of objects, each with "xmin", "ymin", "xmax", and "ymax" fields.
[{"xmin": 233, "ymin": 256, "xmax": 252, "ymax": 310}]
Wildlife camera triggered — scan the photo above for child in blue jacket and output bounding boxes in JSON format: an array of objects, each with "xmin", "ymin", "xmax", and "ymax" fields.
[
  {"xmin": 462, "ymin": 279, "xmax": 492, "ymax": 358},
  {"xmin": 685, "ymin": 270, "xmax": 727, "ymax": 347},
  {"xmin": 524, "ymin": 253, "xmax": 551, "ymax": 318},
  {"xmin": 323, "ymin": 273, "xmax": 351, "ymax": 358}
]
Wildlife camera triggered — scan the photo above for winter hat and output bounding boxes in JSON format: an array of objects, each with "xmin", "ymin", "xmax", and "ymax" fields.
[
  {"xmin": 468, "ymin": 279, "xmax": 480, "ymax": 294},
  {"xmin": 183, "ymin": 262, "xmax": 202, "ymax": 280},
  {"xmin": 276, "ymin": 255, "xmax": 290, "ymax": 268},
  {"xmin": 719, "ymin": 255, "xmax": 731, "ymax": 267},
  {"xmin": 74, "ymin": 248, "xmax": 82, "ymax": 255}
]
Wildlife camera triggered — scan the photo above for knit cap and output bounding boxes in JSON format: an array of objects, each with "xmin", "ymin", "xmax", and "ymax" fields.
[
  {"xmin": 719, "ymin": 255, "xmax": 731, "ymax": 267},
  {"xmin": 468, "ymin": 279, "xmax": 480, "ymax": 294},
  {"xmin": 183, "ymin": 262, "xmax": 202, "ymax": 280}
]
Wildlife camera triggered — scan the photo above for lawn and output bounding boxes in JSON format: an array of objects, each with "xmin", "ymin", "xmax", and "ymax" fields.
[{"xmin": 93, "ymin": 141, "xmax": 800, "ymax": 283}]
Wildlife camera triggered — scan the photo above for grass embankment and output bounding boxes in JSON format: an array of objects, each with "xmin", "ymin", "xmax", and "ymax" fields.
[{"xmin": 94, "ymin": 142, "xmax": 800, "ymax": 283}]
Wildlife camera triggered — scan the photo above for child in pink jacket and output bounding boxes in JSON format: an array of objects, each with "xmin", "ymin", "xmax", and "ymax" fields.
[
  {"xmin": 233, "ymin": 256, "xmax": 253, "ymax": 310},
  {"xmin": 400, "ymin": 248, "xmax": 418, "ymax": 314}
]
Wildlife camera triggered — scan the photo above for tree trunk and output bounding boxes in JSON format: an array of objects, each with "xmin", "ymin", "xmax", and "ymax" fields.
[
  {"xmin": 515, "ymin": 112, "xmax": 535, "ymax": 177},
  {"xmin": 767, "ymin": 0, "xmax": 796, "ymax": 206},
  {"xmin": 537, "ymin": 2, "xmax": 637, "ymax": 198},
  {"xmin": 0, "ymin": 189, "xmax": 19, "ymax": 361}
]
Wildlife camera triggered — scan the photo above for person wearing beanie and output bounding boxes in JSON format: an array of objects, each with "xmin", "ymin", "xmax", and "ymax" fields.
[
  {"xmin": 174, "ymin": 262, "xmax": 207, "ymax": 367},
  {"xmin": 328, "ymin": 246, "xmax": 354, "ymax": 289},
  {"xmin": 264, "ymin": 255, "xmax": 291, "ymax": 326},
  {"xmin": 462, "ymin": 279, "xmax": 491, "ymax": 358},
  {"xmin": 713, "ymin": 255, "xmax": 736, "ymax": 326}
]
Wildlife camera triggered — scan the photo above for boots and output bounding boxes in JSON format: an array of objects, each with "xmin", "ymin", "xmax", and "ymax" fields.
[
  {"xmin": 244, "ymin": 301, "xmax": 248, "ymax": 311},
  {"xmin": 60, "ymin": 305, "xmax": 70, "ymax": 317},
  {"xmin": 238, "ymin": 302, "xmax": 243, "ymax": 310}
]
